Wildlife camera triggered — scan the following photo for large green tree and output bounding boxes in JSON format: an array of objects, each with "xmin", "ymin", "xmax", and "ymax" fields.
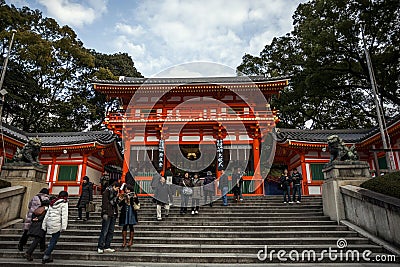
[
  {"xmin": 237, "ymin": 0, "xmax": 400, "ymax": 129},
  {"xmin": 0, "ymin": 1, "xmax": 142, "ymax": 132}
]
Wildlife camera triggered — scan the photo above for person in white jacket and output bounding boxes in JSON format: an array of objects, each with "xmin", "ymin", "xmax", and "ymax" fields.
[{"xmin": 41, "ymin": 191, "xmax": 68, "ymax": 264}]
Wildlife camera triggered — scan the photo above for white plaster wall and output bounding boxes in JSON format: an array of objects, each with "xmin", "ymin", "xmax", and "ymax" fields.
[
  {"xmin": 89, "ymin": 156, "xmax": 101, "ymax": 165},
  {"xmin": 86, "ymin": 166, "xmax": 102, "ymax": 185}
]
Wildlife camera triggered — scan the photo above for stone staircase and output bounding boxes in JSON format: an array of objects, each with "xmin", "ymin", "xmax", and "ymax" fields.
[{"xmin": 0, "ymin": 195, "xmax": 398, "ymax": 266}]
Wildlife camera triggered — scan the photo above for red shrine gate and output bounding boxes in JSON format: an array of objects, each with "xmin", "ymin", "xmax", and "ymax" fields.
[{"xmin": 93, "ymin": 76, "xmax": 289, "ymax": 196}]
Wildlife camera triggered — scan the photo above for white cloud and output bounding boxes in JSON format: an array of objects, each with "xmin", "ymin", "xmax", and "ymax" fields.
[
  {"xmin": 114, "ymin": 35, "xmax": 146, "ymax": 57},
  {"xmin": 156, "ymin": 62, "xmax": 235, "ymax": 78},
  {"xmin": 37, "ymin": 0, "xmax": 108, "ymax": 28},
  {"xmin": 115, "ymin": 23, "xmax": 145, "ymax": 38},
  {"xmin": 111, "ymin": 0, "xmax": 306, "ymax": 76}
]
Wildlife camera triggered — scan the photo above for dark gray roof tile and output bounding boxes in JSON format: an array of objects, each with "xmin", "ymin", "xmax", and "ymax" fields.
[{"xmin": 93, "ymin": 75, "xmax": 290, "ymax": 85}]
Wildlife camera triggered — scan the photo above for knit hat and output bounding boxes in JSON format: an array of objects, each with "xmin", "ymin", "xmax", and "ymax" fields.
[
  {"xmin": 39, "ymin": 188, "xmax": 49, "ymax": 195},
  {"xmin": 83, "ymin": 176, "xmax": 90, "ymax": 182}
]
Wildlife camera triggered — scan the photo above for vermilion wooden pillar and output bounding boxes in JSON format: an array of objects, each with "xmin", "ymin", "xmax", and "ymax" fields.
[
  {"xmin": 253, "ymin": 138, "xmax": 263, "ymax": 194},
  {"xmin": 48, "ymin": 154, "xmax": 57, "ymax": 193},
  {"xmin": 122, "ymin": 141, "xmax": 131, "ymax": 183},
  {"xmin": 80, "ymin": 153, "xmax": 88, "ymax": 195},
  {"xmin": 300, "ymin": 153, "xmax": 308, "ymax": 195}
]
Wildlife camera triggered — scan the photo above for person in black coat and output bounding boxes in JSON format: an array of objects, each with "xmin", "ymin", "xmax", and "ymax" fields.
[
  {"xmin": 280, "ymin": 169, "xmax": 292, "ymax": 204},
  {"xmin": 77, "ymin": 176, "xmax": 93, "ymax": 221},
  {"xmin": 24, "ymin": 201, "xmax": 49, "ymax": 261},
  {"xmin": 232, "ymin": 167, "xmax": 244, "ymax": 202},
  {"xmin": 118, "ymin": 184, "xmax": 139, "ymax": 248},
  {"xmin": 203, "ymin": 171, "xmax": 215, "ymax": 207}
]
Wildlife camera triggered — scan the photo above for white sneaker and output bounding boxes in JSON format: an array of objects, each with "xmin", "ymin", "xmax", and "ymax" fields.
[
  {"xmin": 289, "ymin": 201, "xmax": 294, "ymax": 204},
  {"xmin": 239, "ymin": 198, "xmax": 243, "ymax": 201},
  {"xmin": 157, "ymin": 217, "xmax": 162, "ymax": 221},
  {"xmin": 195, "ymin": 210, "xmax": 198, "ymax": 214},
  {"xmin": 104, "ymin": 248, "xmax": 115, "ymax": 253},
  {"xmin": 297, "ymin": 201, "xmax": 301, "ymax": 203},
  {"xmin": 97, "ymin": 248, "xmax": 104, "ymax": 254},
  {"xmin": 283, "ymin": 201, "xmax": 287, "ymax": 204},
  {"xmin": 191, "ymin": 211, "xmax": 195, "ymax": 215}
]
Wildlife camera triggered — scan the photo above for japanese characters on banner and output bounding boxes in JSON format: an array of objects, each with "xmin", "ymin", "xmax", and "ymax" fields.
[
  {"xmin": 158, "ymin": 139, "xmax": 165, "ymax": 170},
  {"xmin": 216, "ymin": 139, "xmax": 224, "ymax": 170}
]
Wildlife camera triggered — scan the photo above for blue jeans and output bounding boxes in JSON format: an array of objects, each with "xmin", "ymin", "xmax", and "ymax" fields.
[
  {"xmin": 43, "ymin": 231, "xmax": 61, "ymax": 258},
  {"xmin": 221, "ymin": 186, "xmax": 229, "ymax": 206},
  {"xmin": 293, "ymin": 184, "xmax": 302, "ymax": 201},
  {"xmin": 283, "ymin": 185, "xmax": 291, "ymax": 202},
  {"xmin": 98, "ymin": 216, "xmax": 116, "ymax": 249}
]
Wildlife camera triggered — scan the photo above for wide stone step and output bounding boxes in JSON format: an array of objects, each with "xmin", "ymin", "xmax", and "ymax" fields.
[
  {"xmin": 2, "ymin": 258, "xmax": 399, "ymax": 267},
  {"xmin": 0, "ymin": 249, "xmax": 395, "ymax": 264},
  {"xmin": 1, "ymin": 225, "xmax": 350, "ymax": 234},
  {"xmin": 1, "ymin": 228, "xmax": 359, "ymax": 239},
  {"xmin": 0, "ymin": 234, "xmax": 369, "ymax": 245},
  {"xmin": 69, "ymin": 211, "xmax": 326, "ymax": 217},
  {"xmin": 66, "ymin": 215, "xmax": 335, "ymax": 224},
  {"xmin": 2, "ymin": 241, "xmax": 385, "ymax": 254},
  {"xmin": 6, "ymin": 220, "xmax": 338, "ymax": 230}
]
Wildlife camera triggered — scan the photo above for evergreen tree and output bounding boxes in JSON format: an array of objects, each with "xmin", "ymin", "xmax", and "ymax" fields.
[
  {"xmin": 0, "ymin": 1, "xmax": 142, "ymax": 132},
  {"xmin": 237, "ymin": 0, "xmax": 400, "ymax": 129}
]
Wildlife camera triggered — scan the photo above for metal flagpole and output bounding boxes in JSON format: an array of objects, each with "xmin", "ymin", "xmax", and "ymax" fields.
[
  {"xmin": 0, "ymin": 29, "xmax": 17, "ymax": 166},
  {"xmin": 361, "ymin": 26, "xmax": 395, "ymax": 171}
]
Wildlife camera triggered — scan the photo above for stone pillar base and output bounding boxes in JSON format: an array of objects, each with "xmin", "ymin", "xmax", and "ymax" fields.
[
  {"xmin": 322, "ymin": 161, "xmax": 371, "ymax": 223},
  {"xmin": 0, "ymin": 164, "xmax": 48, "ymax": 219}
]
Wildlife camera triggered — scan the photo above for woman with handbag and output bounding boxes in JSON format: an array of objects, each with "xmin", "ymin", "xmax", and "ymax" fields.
[
  {"xmin": 180, "ymin": 172, "xmax": 193, "ymax": 215},
  {"xmin": 24, "ymin": 197, "xmax": 50, "ymax": 261},
  {"xmin": 76, "ymin": 176, "xmax": 93, "ymax": 221},
  {"xmin": 118, "ymin": 184, "xmax": 139, "ymax": 248}
]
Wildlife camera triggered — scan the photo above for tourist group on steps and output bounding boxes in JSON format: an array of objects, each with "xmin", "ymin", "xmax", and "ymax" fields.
[{"xmin": 17, "ymin": 168, "xmax": 302, "ymax": 263}]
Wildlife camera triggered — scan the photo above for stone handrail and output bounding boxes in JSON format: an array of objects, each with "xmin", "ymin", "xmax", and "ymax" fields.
[
  {"xmin": 340, "ymin": 185, "xmax": 400, "ymax": 248},
  {"xmin": 0, "ymin": 186, "xmax": 26, "ymax": 228}
]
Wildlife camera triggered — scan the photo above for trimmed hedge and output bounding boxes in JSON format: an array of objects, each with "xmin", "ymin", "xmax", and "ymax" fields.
[
  {"xmin": 0, "ymin": 179, "xmax": 11, "ymax": 189},
  {"xmin": 360, "ymin": 171, "xmax": 400, "ymax": 200}
]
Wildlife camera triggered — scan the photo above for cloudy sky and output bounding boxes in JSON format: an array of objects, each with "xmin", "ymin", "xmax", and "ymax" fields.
[{"xmin": 7, "ymin": 0, "xmax": 307, "ymax": 77}]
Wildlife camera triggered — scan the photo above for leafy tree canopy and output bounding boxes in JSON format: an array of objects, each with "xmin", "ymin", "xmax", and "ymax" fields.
[
  {"xmin": 237, "ymin": 0, "xmax": 399, "ymax": 129},
  {"xmin": 0, "ymin": 0, "xmax": 142, "ymax": 132}
]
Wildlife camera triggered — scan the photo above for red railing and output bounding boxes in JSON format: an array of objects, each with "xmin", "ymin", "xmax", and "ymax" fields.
[{"xmin": 106, "ymin": 110, "xmax": 275, "ymax": 123}]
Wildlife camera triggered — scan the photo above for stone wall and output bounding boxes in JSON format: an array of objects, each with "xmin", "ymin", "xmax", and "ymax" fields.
[
  {"xmin": 341, "ymin": 185, "xmax": 400, "ymax": 248},
  {"xmin": 322, "ymin": 161, "xmax": 370, "ymax": 223},
  {"xmin": 0, "ymin": 164, "xmax": 47, "ymax": 218},
  {"xmin": 0, "ymin": 186, "xmax": 25, "ymax": 228}
]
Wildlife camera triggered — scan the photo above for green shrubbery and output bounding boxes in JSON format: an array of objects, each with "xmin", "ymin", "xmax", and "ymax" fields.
[
  {"xmin": 0, "ymin": 179, "xmax": 11, "ymax": 189},
  {"xmin": 360, "ymin": 171, "xmax": 400, "ymax": 200}
]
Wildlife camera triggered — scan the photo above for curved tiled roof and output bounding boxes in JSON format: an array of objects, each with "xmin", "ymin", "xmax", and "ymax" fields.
[
  {"xmin": 277, "ymin": 128, "xmax": 374, "ymax": 144},
  {"xmin": 27, "ymin": 131, "xmax": 117, "ymax": 147},
  {"xmin": 1, "ymin": 124, "xmax": 118, "ymax": 147},
  {"xmin": 1, "ymin": 123, "xmax": 29, "ymax": 143},
  {"xmin": 92, "ymin": 75, "xmax": 290, "ymax": 85},
  {"xmin": 277, "ymin": 115, "xmax": 400, "ymax": 144}
]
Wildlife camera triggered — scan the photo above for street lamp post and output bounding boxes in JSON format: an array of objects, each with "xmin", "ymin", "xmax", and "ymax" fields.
[{"xmin": 0, "ymin": 29, "xmax": 17, "ymax": 166}]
